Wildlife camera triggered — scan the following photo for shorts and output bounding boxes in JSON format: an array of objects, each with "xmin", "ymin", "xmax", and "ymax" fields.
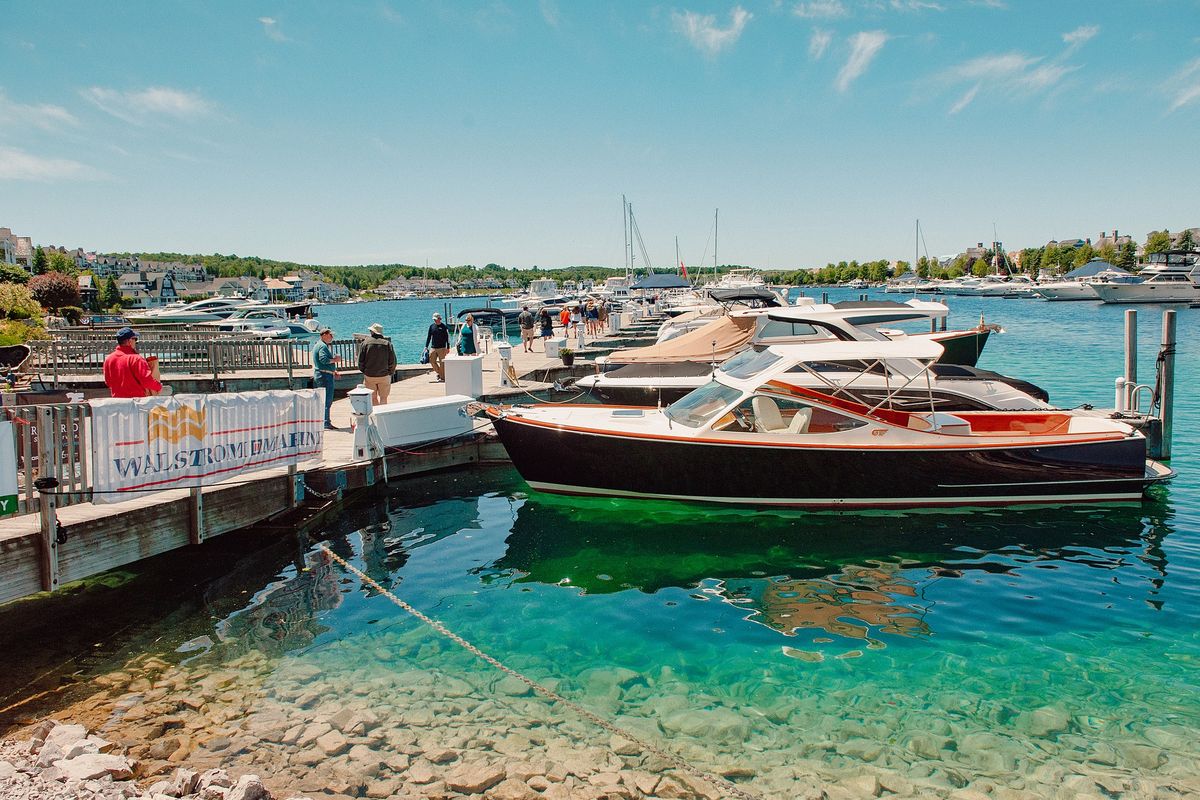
[{"xmin": 521, "ymin": 327, "xmax": 537, "ymax": 341}]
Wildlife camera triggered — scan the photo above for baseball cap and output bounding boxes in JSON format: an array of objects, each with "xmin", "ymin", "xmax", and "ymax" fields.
[{"xmin": 116, "ymin": 326, "xmax": 137, "ymax": 342}]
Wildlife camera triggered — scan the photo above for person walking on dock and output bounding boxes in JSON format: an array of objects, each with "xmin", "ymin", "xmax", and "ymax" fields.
[
  {"xmin": 313, "ymin": 327, "xmax": 342, "ymax": 429},
  {"xmin": 424, "ymin": 312, "xmax": 450, "ymax": 381},
  {"xmin": 458, "ymin": 314, "xmax": 477, "ymax": 356},
  {"xmin": 538, "ymin": 307, "xmax": 553, "ymax": 341},
  {"xmin": 517, "ymin": 305, "xmax": 536, "ymax": 353},
  {"xmin": 358, "ymin": 322, "xmax": 397, "ymax": 406},
  {"xmin": 103, "ymin": 327, "xmax": 163, "ymax": 398}
]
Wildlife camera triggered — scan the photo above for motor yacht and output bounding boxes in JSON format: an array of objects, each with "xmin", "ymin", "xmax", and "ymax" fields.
[
  {"xmin": 1089, "ymin": 253, "xmax": 1200, "ymax": 303},
  {"xmin": 127, "ymin": 297, "xmax": 262, "ymax": 324},
  {"xmin": 198, "ymin": 306, "xmax": 322, "ymax": 338},
  {"xmin": 575, "ymin": 301, "xmax": 1034, "ymax": 409},
  {"xmin": 487, "ymin": 338, "xmax": 1172, "ymax": 508}
]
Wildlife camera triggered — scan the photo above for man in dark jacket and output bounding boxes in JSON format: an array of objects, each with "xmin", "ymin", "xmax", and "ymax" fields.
[
  {"xmin": 424, "ymin": 312, "xmax": 451, "ymax": 382},
  {"xmin": 358, "ymin": 322, "xmax": 397, "ymax": 405}
]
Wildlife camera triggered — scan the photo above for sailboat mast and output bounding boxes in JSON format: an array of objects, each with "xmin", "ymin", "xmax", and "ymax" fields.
[{"xmin": 714, "ymin": 208, "xmax": 719, "ymax": 280}]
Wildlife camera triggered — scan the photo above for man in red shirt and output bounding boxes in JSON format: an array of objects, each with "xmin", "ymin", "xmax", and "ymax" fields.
[{"xmin": 102, "ymin": 327, "xmax": 162, "ymax": 398}]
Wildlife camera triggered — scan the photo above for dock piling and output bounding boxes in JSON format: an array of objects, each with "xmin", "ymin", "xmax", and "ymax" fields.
[
  {"xmin": 1124, "ymin": 309, "xmax": 1137, "ymax": 409},
  {"xmin": 1158, "ymin": 310, "xmax": 1176, "ymax": 459},
  {"xmin": 36, "ymin": 407, "xmax": 60, "ymax": 592},
  {"xmin": 188, "ymin": 487, "xmax": 205, "ymax": 544}
]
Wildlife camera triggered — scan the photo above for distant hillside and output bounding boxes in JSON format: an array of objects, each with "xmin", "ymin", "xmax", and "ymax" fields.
[{"xmin": 112, "ymin": 252, "xmax": 632, "ymax": 290}]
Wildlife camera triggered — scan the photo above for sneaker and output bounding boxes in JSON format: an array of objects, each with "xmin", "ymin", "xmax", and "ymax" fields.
[{"xmin": 324, "ymin": 423, "xmax": 340, "ymax": 431}]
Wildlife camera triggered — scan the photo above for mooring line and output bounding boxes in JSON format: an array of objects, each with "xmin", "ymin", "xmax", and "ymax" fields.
[{"xmin": 319, "ymin": 545, "xmax": 761, "ymax": 800}]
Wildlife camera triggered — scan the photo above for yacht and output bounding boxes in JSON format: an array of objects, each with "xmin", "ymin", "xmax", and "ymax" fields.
[
  {"xmin": 198, "ymin": 306, "xmax": 322, "ymax": 338},
  {"xmin": 575, "ymin": 301, "xmax": 1040, "ymax": 409},
  {"xmin": 1090, "ymin": 253, "xmax": 1200, "ymax": 303},
  {"xmin": 127, "ymin": 297, "xmax": 262, "ymax": 324},
  {"xmin": 487, "ymin": 338, "xmax": 1172, "ymax": 509}
]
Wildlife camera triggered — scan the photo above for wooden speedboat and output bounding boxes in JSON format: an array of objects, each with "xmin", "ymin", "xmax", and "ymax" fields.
[{"xmin": 487, "ymin": 339, "xmax": 1172, "ymax": 509}]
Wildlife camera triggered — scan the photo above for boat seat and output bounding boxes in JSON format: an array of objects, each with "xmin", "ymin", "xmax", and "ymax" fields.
[
  {"xmin": 752, "ymin": 396, "xmax": 786, "ymax": 432},
  {"xmin": 787, "ymin": 407, "xmax": 813, "ymax": 434}
]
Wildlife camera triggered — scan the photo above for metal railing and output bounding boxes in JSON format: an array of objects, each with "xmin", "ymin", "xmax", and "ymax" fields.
[
  {"xmin": 25, "ymin": 338, "xmax": 361, "ymax": 381},
  {"xmin": 4, "ymin": 401, "xmax": 92, "ymax": 515}
]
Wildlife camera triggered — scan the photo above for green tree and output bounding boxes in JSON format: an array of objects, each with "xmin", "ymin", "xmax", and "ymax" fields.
[
  {"xmin": 971, "ymin": 257, "xmax": 991, "ymax": 277},
  {"xmin": 101, "ymin": 276, "xmax": 122, "ymax": 309},
  {"xmin": 0, "ymin": 263, "xmax": 30, "ymax": 284},
  {"xmin": 32, "ymin": 246, "xmax": 48, "ymax": 275},
  {"xmin": 916, "ymin": 256, "xmax": 930, "ymax": 279},
  {"xmin": 1144, "ymin": 230, "xmax": 1172, "ymax": 254},
  {"xmin": 1115, "ymin": 241, "xmax": 1137, "ymax": 270},
  {"xmin": 1178, "ymin": 229, "xmax": 1195, "ymax": 251},
  {"xmin": 46, "ymin": 251, "xmax": 76, "ymax": 275},
  {"xmin": 1095, "ymin": 244, "xmax": 1117, "ymax": 265},
  {"xmin": 1073, "ymin": 243, "xmax": 1096, "ymax": 267}
]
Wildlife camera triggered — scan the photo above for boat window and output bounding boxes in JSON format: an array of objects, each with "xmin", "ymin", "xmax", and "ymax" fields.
[
  {"xmin": 786, "ymin": 360, "xmax": 890, "ymax": 376},
  {"xmin": 719, "ymin": 348, "xmax": 782, "ymax": 380},
  {"xmin": 758, "ymin": 320, "xmax": 820, "ymax": 340},
  {"xmin": 717, "ymin": 395, "xmax": 869, "ymax": 434},
  {"xmin": 664, "ymin": 381, "xmax": 742, "ymax": 428}
]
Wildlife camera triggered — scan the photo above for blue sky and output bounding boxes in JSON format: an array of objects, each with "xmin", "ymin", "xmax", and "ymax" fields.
[{"xmin": 4, "ymin": 1, "xmax": 1198, "ymax": 269}]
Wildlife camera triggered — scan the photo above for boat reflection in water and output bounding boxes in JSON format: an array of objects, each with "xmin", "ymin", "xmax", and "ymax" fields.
[{"xmin": 483, "ymin": 486, "xmax": 1171, "ymax": 649}]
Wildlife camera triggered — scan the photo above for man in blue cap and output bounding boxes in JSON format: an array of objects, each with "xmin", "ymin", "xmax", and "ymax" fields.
[{"xmin": 102, "ymin": 327, "xmax": 162, "ymax": 398}]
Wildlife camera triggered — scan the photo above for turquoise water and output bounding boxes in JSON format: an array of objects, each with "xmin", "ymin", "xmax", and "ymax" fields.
[
  {"xmin": 318, "ymin": 297, "xmax": 521, "ymax": 362},
  {"xmin": 2, "ymin": 291, "xmax": 1198, "ymax": 797}
]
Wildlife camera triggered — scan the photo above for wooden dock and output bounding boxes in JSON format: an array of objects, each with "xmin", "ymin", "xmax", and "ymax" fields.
[{"xmin": 0, "ymin": 319, "xmax": 664, "ymax": 607}]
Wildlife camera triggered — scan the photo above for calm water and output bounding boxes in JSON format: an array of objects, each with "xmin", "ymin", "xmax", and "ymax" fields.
[{"xmin": 2, "ymin": 290, "xmax": 1198, "ymax": 796}]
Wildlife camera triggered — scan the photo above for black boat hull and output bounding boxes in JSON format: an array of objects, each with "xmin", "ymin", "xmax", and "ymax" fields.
[{"xmin": 490, "ymin": 413, "xmax": 1152, "ymax": 508}]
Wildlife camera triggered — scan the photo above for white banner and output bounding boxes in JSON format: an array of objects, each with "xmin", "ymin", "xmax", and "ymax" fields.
[
  {"xmin": 0, "ymin": 421, "xmax": 17, "ymax": 517},
  {"xmin": 90, "ymin": 390, "xmax": 323, "ymax": 504}
]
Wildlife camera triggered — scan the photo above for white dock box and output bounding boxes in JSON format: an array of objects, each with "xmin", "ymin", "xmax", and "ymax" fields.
[
  {"xmin": 544, "ymin": 336, "xmax": 566, "ymax": 356},
  {"xmin": 371, "ymin": 394, "xmax": 475, "ymax": 447},
  {"xmin": 444, "ymin": 354, "xmax": 484, "ymax": 398}
]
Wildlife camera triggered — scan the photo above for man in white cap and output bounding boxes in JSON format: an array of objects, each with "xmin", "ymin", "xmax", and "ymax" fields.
[
  {"xmin": 358, "ymin": 322, "xmax": 397, "ymax": 405},
  {"xmin": 423, "ymin": 312, "xmax": 451, "ymax": 382}
]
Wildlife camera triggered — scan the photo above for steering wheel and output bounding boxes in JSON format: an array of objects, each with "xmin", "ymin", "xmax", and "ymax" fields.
[{"xmin": 732, "ymin": 407, "xmax": 753, "ymax": 431}]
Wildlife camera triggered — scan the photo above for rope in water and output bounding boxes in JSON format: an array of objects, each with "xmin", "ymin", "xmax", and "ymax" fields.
[{"xmin": 319, "ymin": 545, "xmax": 762, "ymax": 800}]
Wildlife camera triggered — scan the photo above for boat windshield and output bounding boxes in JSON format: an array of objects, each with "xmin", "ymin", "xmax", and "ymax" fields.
[
  {"xmin": 664, "ymin": 381, "xmax": 742, "ymax": 428},
  {"xmin": 719, "ymin": 348, "xmax": 782, "ymax": 380}
]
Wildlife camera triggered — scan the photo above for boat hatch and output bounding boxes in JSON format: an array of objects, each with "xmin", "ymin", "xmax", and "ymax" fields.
[{"xmin": 611, "ymin": 409, "xmax": 645, "ymax": 418}]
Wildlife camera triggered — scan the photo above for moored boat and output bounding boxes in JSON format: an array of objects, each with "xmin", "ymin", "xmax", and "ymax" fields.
[{"xmin": 487, "ymin": 339, "xmax": 1171, "ymax": 509}]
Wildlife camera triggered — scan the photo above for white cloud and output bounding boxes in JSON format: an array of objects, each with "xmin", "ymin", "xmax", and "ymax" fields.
[
  {"xmin": 81, "ymin": 86, "xmax": 214, "ymax": 125},
  {"xmin": 672, "ymin": 6, "xmax": 752, "ymax": 57},
  {"xmin": 258, "ymin": 16, "xmax": 287, "ymax": 42},
  {"xmin": 947, "ymin": 52, "xmax": 1040, "ymax": 82},
  {"xmin": 0, "ymin": 146, "xmax": 104, "ymax": 182},
  {"xmin": 835, "ymin": 30, "xmax": 888, "ymax": 92},
  {"xmin": 1168, "ymin": 57, "xmax": 1200, "ymax": 112},
  {"xmin": 882, "ymin": 0, "xmax": 943, "ymax": 11},
  {"xmin": 1062, "ymin": 24, "xmax": 1099, "ymax": 49},
  {"xmin": 948, "ymin": 84, "xmax": 979, "ymax": 114},
  {"xmin": 378, "ymin": 3, "xmax": 404, "ymax": 24},
  {"xmin": 793, "ymin": 0, "xmax": 847, "ymax": 19},
  {"xmin": 0, "ymin": 90, "xmax": 78, "ymax": 131},
  {"xmin": 809, "ymin": 29, "xmax": 832, "ymax": 60},
  {"xmin": 539, "ymin": 0, "xmax": 561, "ymax": 28}
]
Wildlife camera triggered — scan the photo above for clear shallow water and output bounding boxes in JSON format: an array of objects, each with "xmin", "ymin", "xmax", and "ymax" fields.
[{"xmin": 2, "ymin": 290, "xmax": 1198, "ymax": 798}]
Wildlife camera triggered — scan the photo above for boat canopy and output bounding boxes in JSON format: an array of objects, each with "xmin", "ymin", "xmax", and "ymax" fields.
[
  {"xmin": 630, "ymin": 273, "xmax": 691, "ymax": 290},
  {"xmin": 1063, "ymin": 259, "xmax": 1127, "ymax": 280},
  {"xmin": 766, "ymin": 299, "xmax": 948, "ymax": 329},
  {"xmin": 766, "ymin": 337, "xmax": 945, "ymax": 364},
  {"xmin": 606, "ymin": 314, "xmax": 757, "ymax": 364},
  {"xmin": 707, "ymin": 287, "xmax": 781, "ymax": 306}
]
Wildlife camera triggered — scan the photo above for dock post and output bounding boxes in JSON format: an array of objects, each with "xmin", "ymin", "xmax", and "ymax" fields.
[
  {"xmin": 1114, "ymin": 377, "xmax": 1126, "ymax": 412},
  {"xmin": 821, "ymin": 292, "xmax": 828, "ymax": 304},
  {"xmin": 188, "ymin": 486, "xmax": 205, "ymax": 545},
  {"xmin": 1124, "ymin": 309, "xmax": 1137, "ymax": 409},
  {"xmin": 286, "ymin": 342, "xmax": 294, "ymax": 389},
  {"xmin": 36, "ymin": 407, "xmax": 60, "ymax": 592},
  {"xmin": 1158, "ymin": 310, "xmax": 1176, "ymax": 459},
  {"xmin": 288, "ymin": 463, "xmax": 299, "ymax": 507}
]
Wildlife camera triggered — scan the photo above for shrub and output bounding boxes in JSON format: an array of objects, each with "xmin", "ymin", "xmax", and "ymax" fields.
[
  {"xmin": 0, "ymin": 263, "xmax": 30, "ymax": 285},
  {"xmin": 29, "ymin": 271, "xmax": 80, "ymax": 312},
  {"xmin": 0, "ymin": 283, "xmax": 41, "ymax": 319},
  {"xmin": 60, "ymin": 306, "xmax": 84, "ymax": 325}
]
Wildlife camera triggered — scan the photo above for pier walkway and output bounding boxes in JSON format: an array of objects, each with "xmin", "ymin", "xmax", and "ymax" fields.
[{"xmin": 0, "ymin": 318, "xmax": 664, "ymax": 606}]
